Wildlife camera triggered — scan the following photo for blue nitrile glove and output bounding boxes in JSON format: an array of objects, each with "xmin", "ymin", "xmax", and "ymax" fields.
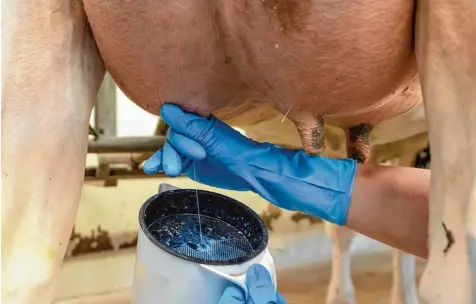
[
  {"xmin": 217, "ymin": 264, "xmax": 287, "ymax": 304},
  {"xmin": 143, "ymin": 104, "xmax": 357, "ymax": 225}
]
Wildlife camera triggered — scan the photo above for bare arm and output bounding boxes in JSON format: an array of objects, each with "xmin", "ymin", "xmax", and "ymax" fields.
[
  {"xmin": 1, "ymin": 1, "xmax": 104, "ymax": 302},
  {"xmin": 346, "ymin": 164, "xmax": 430, "ymax": 259}
]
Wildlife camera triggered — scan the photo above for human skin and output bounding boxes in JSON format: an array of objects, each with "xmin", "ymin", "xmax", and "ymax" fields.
[{"xmin": 347, "ymin": 164, "xmax": 430, "ymax": 259}]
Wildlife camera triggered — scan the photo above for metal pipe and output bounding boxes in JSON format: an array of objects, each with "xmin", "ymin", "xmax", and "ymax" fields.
[
  {"xmin": 88, "ymin": 136, "xmax": 166, "ymax": 153},
  {"xmin": 90, "ymin": 153, "xmax": 147, "ymax": 167},
  {"xmin": 84, "ymin": 167, "xmax": 167, "ymax": 181},
  {"xmin": 129, "ymin": 119, "xmax": 170, "ymax": 165}
]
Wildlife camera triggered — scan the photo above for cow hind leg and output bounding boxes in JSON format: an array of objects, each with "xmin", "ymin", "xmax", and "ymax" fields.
[
  {"xmin": 1, "ymin": 0, "xmax": 105, "ymax": 302},
  {"xmin": 415, "ymin": 1, "xmax": 476, "ymax": 303}
]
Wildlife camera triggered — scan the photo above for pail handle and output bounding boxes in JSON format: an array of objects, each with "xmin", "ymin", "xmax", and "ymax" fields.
[
  {"xmin": 158, "ymin": 183, "xmax": 179, "ymax": 193},
  {"xmin": 200, "ymin": 264, "xmax": 249, "ymax": 300},
  {"xmin": 201, "ymin": 249, "xmax": 276, "ymax": 301}
]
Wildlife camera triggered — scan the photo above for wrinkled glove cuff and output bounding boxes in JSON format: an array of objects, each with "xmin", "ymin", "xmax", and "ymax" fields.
[
  {"xmin": 317, "ymin": 161, "xmax": 356, "ymax": 226},
  {"xmin": 237, "ymin": 144, "xmax": 357, "ymax": 226}
]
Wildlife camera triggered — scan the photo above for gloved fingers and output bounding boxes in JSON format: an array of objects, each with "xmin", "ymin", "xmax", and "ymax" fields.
[
  {"xmin": 167, "ymin": 129, "xmax": 206, "ymax": 160},
  {"xmin": 162, "ymin": 140, "xmax": 183, "ymax": 177},
  {"xmin": 143, "ymin": 149, "xmax": 164, "ymax": 174},
  {"xmin": 160, "ymin": 104, "xmax": 211, "ymax": 140},
  {"xmin": 246, "ymin": 264, "xmax": 278, "ymax": 304},
  {"xmin": 217, "ymin": 285, "xmax": 245, "ymax": 304},
  {"xmin": 276, "ymin": 292, "xmax": 287, "ymax": 304}
]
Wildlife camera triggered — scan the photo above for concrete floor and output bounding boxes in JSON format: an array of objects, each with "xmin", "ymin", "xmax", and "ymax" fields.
[
  {"xmin": 59, "ymin": 251, "xmax": 426, "ymax": 304},
  {"xmin": 279, "ymin": 252, "xmax": 425, "ymax": 304}
]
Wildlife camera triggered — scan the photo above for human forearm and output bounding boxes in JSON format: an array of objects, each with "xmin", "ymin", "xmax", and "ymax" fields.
[
  {"xmin": 143, "ymin": 106, "xmax": 431, "ymax": 258},
  {"xmin": 346, "ymin": 164, "xmax": 430, "ymax": 258},
  {"xmin": 249, "ymin": 151, "xmax": 430, "ymax": 258}
]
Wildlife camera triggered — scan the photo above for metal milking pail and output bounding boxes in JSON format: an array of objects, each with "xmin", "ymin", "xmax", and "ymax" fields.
[{"xmin": 131, "ymin": 183, "xmax": 276, "ymax": 304}]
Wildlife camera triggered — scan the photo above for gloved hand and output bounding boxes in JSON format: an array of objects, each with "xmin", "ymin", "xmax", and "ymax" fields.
[
  {"xmin": 217, "ymin": 264, "xmax": 286, "ymax": 304},
  {"xmin": 143, "ymin": 104, "xmax": 357, "ymax": 225}
]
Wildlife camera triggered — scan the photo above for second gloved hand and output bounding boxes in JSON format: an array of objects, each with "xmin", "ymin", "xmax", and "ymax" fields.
[
  {"xmin": 217, "ymin": 264, "xmax": 286, "ymax": 304},
  {"xmin": 143, "ymin": 104, "xmax": 357, "ymax": 225}
]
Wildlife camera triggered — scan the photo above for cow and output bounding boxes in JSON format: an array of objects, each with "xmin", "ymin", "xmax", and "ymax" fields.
[{"xmin": 2, "ymin": 0, "xmax": 475, "ymax": 304}]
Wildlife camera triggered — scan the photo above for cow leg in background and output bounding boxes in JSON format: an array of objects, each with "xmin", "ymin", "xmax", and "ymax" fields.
[
  {"xmin": 326, "ymin": 124, "xmax": 373, "ymax": 304},
  {"xmin": 1, "ymin": 0, "xmax": 105, "ymax": 302},
  {"xmin": 325, "ymin": 223, "xmax": 356, "ymax": 304},
  {"xmin": 391, "ymin": 250, "xmax": 419, "ymax": 304},
  {"xmin": 415, "ymin": 1, "xmax": 476, "ymax": 303}
]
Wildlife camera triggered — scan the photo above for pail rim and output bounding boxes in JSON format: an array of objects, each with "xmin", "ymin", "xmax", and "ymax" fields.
[{"xmin": 138, "ymin": 189, "xmax": 269, "ymax": 266}]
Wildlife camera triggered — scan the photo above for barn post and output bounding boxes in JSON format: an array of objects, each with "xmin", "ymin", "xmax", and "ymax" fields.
[{"xmin": 94, "ymin": 73, "xmax": 118, "ymax": 186}]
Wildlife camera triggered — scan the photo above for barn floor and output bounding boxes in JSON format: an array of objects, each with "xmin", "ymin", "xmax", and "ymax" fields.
[
  {"xmin": 278, "ymin": 252, "xmax": 426, "ymax": 304},
  {"xmin": 59, "ymin": 251, "xmax": 426, "ymax": 304}
]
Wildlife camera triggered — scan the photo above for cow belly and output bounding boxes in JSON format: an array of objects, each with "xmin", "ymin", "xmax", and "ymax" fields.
[{"xmin": 84, "ymin": 0, "xmax": 419, "ymax": 152}]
